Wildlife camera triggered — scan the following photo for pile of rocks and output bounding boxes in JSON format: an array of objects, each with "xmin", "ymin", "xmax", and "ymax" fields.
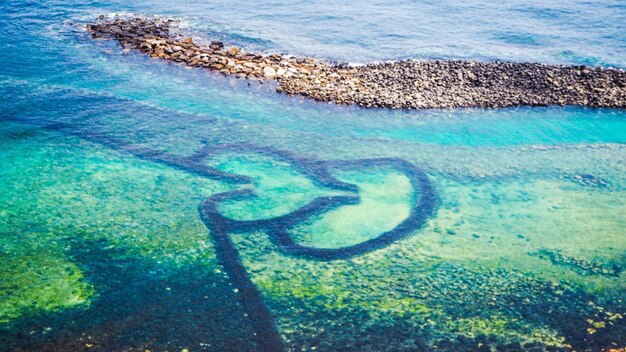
[
  {"xmin": 88, "ymin": 17, "xmax": 320, "ymax": 80},
  {"xmin": 88, "ymin": 16, "xmax": 626, "ymax": 109},
  {"xmin": 283, "ymin": 60, "xmax": 626, "ymax": 109}
]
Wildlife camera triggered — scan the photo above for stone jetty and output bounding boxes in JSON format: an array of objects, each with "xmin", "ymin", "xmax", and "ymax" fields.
[{"xmin": 88, "ymin": 16, "xmax": 626, "ymax": 109}]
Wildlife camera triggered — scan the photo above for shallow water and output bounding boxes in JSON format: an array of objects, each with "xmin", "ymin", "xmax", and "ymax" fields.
[{"xmin": 1, "ymin": 0, "xmax": 625, "ymax": 351}]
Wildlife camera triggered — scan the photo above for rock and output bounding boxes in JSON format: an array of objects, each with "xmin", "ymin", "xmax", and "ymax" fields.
[
  {"xmin": 139, "ymin": 42, "xmax": 152, "ymax": 50},
  {"xmin": 181, "ymin": 37, "xmax": 193, "ymax": 45},
  {"xmin": 227, "ymin": 46, "xmax": 240, "ymax": 56},
  {"xmin": 210, "ymin": 41, "xmax": 224, "ymax": 50},
  {"xmin": 263, "ymin": 66, "xmax": 277, "ymax": 79}
]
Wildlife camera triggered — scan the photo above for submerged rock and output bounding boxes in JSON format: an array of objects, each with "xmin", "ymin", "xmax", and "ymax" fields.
[{"xmin": 531, "ymin": 248, "xmax": 623, "ymax": 277}]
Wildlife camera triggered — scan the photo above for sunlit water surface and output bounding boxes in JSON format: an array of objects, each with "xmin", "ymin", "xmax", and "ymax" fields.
[{"xmin": 1, "ymin": 0, "xmax": 625, "ymax": 351}]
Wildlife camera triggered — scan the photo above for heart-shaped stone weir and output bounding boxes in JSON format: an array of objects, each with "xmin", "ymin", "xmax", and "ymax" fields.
[{"xmin": 198, "ymin": 146, "xmax": 437, "ymax": 260}]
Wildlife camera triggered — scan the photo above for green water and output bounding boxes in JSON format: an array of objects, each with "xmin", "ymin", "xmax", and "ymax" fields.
[
  {"xmin": 210, "ymin": 153, "xmax": 349, "ymax": 222},
  {"xmin": 1, "ymin": 115, "xmax": 624, "ymax": 350},
  {"xmin": 291, "ymin": 167, "xmax": 414, "ymax": 249}
]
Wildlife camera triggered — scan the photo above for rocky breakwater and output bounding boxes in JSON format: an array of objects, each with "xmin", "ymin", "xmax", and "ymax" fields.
[
  {"xmin": 88, "ymin": 17, "xmax": 626, "ymax": 109},
  {"xmin": 87, "ymin": 17, "xmax": 321, "ymax": 81}
]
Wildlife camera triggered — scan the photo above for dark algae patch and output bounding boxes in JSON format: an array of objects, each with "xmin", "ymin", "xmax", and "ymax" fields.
[
  {"xmin": 87, "ymin": 16, "xmax": 626, "ymax": 109},
  {"xmin": 1, "ymin": 238, "xmax": 261, "ymax": 352},
  {"xmin": 532, "ymin": 249, "xmax": 623, "ymax": 277}
]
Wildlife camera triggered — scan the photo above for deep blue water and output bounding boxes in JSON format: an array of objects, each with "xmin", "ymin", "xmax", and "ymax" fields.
[
  {"xmin": 2, "ymin": 0, "xmax": 626, "ymax": 151},
  {"xmin": 1, "ymin": 0, "xmax": 625, "ymax": 351}
]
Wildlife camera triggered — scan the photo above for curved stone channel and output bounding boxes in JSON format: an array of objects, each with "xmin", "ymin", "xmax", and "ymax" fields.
[
  {"xmin": 8, "ymin": 117, "xmax": 438, "ymax": 352},
  {"xmin": 87, "ymin": 16, "xmax": 626, "ymax": 109}
]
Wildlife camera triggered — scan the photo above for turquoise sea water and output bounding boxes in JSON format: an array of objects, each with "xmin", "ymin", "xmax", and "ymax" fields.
[{"xmin": 1, "ymin": 0, "xmax": 625, "ymax": 351}]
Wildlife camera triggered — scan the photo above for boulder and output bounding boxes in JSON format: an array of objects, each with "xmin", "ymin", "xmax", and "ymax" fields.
[
  {"xmin": 263, "ymin": 66, "xmax": 277, "ymax": 79},
  {"xmin": 227, "ymin": 46, "xmax": 240, "ymax": 56},
  {"xmin": 210, "ymin": 41, "xmax": 224, "ymax": 50}
]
